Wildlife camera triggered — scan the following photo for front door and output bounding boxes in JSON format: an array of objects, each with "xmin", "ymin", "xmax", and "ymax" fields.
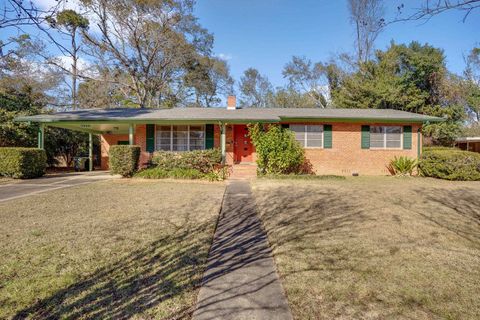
[{"xmin": 234, "ymin": 125, "xmax": 253, "ymax": 163}]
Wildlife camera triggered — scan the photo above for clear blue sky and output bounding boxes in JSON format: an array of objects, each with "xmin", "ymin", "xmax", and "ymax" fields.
[{"xmin": 195, "ymin": 0, "xmax": 478, "ymax": 88}]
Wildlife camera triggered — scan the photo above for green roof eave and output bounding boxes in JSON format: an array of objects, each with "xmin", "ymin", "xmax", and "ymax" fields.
[
  {"xmin": 14, "ymin": 117, "xmax": 280, "ymax": 124},
  {"xmin": 278, "ymin": 116, "xmax": 444, "ymax": 123}
]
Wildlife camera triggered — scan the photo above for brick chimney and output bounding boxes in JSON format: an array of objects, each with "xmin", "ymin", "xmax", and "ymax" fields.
[{"xmin": 227, "ymin": 95, "xmax": 236, "ymax": 110}]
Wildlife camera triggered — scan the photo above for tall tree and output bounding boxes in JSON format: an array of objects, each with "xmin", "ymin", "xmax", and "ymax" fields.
[
  {"xmin": 330, "ymin": 41, "xmax": 464, "ymax": 145},
  {"xmin": 80, "ymin": 0, "xmax": 213, "ymax": 108},
  {"xmin": 464, "ymin": 47, "xmax": 480, "ymax": 123},
  {"xmin": 348, "ymin": 0, "xmax": 385, "ymax": 63},
  {"xmin": 50, "ymin": 10, "xmax": 90, "ymax": 110},
  {"xmin": 282, "ymin": 56, "xmax": 329, "ymax": 107},
  {"xmin": 184, "ymin": 56, "xmax": 234, "ymax": 107},
  {"xmin": 239, "ymin": 68, "xmax": 274, "ymax": 108}
]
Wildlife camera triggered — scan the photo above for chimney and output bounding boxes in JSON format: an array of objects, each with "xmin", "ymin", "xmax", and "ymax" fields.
[{"xmin": 227, "ymin": 95, "xmax": 236, "ymax": 110}]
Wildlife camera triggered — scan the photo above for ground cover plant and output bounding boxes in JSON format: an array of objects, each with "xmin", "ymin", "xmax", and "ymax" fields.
[
  {"xmin": 252, "ymin": 177, "xmax": 480, "ymax": 319},
  {"xmin": 0, "ymin": 180, "xmax": 225, "ymax": 319}
]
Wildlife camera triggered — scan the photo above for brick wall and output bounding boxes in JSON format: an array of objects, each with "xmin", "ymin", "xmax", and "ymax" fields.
[
  {"xmin": 214, "ymin": 124, "xmax": 235, "ymax": 165},
  {"xmin": 101, "ymin": 122, "xmax": 421, "ymax": 175},
  {"xmin": 289, "ymin": 122, "xmax": 421, "ymax": 175},
  {"xmin": 100, "ymin": 124, "xmax": 150, "ymax": 170}
]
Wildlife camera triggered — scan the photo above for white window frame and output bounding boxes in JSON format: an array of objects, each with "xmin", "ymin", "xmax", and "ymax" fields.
[
  {"xmin": 154, "ymin": 125, "xmax": 206, "ymax": 151},
  {"xmin": 290, "ymin": 124, "xmax": 324, "ymax": 149},
  {"xmin": 370, "ymin": 126, "xmax": 403, "ymax": 150}
]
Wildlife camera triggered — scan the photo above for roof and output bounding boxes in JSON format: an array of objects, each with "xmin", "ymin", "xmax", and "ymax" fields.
[
  {"xmin": 456, "ymin": 137, "xmax": 480, "ymax": 143},
  {"xmin": 16, "ymin": 107, "xmax": 443, "ymax": 124}
]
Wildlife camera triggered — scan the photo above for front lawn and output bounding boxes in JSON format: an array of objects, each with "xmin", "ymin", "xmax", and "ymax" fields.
[
  {"xmin": 252, "ymin": 177, "xmax": 480, "ymax": 319},
  {"xmin": 0, "ymin": 179, "xmax": 225, "ymax": 319}
]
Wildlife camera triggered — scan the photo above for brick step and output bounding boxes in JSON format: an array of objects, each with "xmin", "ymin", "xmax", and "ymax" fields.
[{"xmin": 229, "ymin": 164, "xmax": 258, "ymax": 179}]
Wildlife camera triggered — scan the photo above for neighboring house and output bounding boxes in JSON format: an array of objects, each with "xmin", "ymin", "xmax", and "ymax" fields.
[
  {"xmin": 455, "ymin": 137, "xmax": 480, "ymax": 153},
  {"xmin": 16, "ymin": 97, "xmax": 442, "ymax": 175}
]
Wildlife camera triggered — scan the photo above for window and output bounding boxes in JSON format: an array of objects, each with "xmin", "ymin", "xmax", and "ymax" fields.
[
  {"xmin": 370, "ymin": 126, "xmax": 402, "ymax": 149},
  {"xmin": 155, "ymin": 125, "xmax": 205, "ymax": 151},
  {"xmin": 290, "ymin": 124, "xmax": 323, "ymax": 148}
]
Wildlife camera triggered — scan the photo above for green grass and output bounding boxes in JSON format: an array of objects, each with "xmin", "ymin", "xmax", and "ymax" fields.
[
  {"xmin": 0, "ymin": 179, "xmax": 225, "ymax": 319},
  {"xmin": 252, "ymin": 177, "xmax": 480, "ymax": 320}
]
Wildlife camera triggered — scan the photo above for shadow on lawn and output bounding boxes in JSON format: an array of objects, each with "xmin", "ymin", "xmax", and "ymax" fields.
[
  {"xmin": 252, "ymin": 184, "xmax": 384, "ymax": 273},
  {"xmin": 13, "ymin": 213, "xmax": 213, "ymax": 320},
  {"xmin": 405, "ymin": 187, "xmax": 480, "ymax": 245}
]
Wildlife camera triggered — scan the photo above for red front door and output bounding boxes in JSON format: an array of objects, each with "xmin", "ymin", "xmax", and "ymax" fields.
[{"xmin": 234, "ymin": 125, "xmax": 254, "ymax": 163}]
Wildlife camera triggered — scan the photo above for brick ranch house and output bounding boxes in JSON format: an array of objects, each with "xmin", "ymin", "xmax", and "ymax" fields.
[{"xmin": 16, "ymin": 98, "xmax": 442, "ymax": 175}]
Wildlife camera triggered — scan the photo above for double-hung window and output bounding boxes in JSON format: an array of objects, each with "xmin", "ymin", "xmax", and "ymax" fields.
[
  {"xmin": 155, "ymin": 125, "xmax": 205, "ymax": 151},
  {"xmin": 370, "ymin": 126, "xmax": 402, "ymax": 149},
  {"xmin": 290, "ymin": 124, "xmax": 323, "ymax": 148}
]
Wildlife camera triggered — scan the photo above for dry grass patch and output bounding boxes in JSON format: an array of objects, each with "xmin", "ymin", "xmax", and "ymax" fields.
[
  {"xmin": 0, "ymin": 179, "xmax": 225, "ymax": 319},
  {"xmin": 252, "ymin": 177, "xmax": 480, "ymax": 320}
]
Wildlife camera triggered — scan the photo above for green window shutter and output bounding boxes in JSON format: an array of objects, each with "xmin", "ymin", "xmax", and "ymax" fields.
[
  {"xmin": 361, "ymin": 125, "xmax": 370, "ymax": 149},
  {"xmin": 205, "ymin": 124, "xmax": 214, "ymax": 149},
  {"xmin": 281, "ymin": 124, "xmax": 289, "ymax": 129},
  {"xmin": 323, "ymin": 124, "xmax": 332, "ymax": 148},
  {"xmin": 403, "ymin": 125, "xmax": 412, "ymax": 149},
  {"xmin": 146, "ymin": 124, "xmax": 155, "ymax": 153}
]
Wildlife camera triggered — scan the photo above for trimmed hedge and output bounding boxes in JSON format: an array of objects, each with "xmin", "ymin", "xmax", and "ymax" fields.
[
  {"xmin": 0, "ymin": 147, "xmax": 47, "ymax": 179},
  {"xmin": 419, "ymin": 147, "xmax": 480, "ymax": 181},
  {"xmin": 135, "ymin": 167, "xmax": 204, "ymax": 180},
  {"xmin": 109, "ymin": 145, "xmax": 141, "ymax": 177},
  {"xmin": 151, "ymin": 149, "xmax": 222, "ymax": 174}
]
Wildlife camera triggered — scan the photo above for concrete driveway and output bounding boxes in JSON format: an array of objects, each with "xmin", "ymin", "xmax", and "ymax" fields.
[{"xmin": 0, "ymin": 171, "xmax": 117, "ymax": 202}]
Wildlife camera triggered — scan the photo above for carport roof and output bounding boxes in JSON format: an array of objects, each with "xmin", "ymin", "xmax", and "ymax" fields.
[{"xmin": 16, "ymin": 107, "xmax": 443, "ymax": 124}]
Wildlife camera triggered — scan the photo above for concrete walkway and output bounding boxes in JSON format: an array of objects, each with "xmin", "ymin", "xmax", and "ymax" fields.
[
  {"xmin": 0, "ymin": 171, "xmax": 116, "ymax": 202},
  {"xmin": 193, "ymin": 181, "xmax": 292, "ymax": 320}
]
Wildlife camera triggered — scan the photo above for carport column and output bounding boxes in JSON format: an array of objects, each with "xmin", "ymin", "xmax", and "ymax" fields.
[
  {"xmin": 417, "ymin": 127, "xmax": 421, "ymax": 159},
  {"xmin": 221, "ymin": 122, "xmax": 226, "ymax": 165},
  {"xmin": 37, "ymin": 123, "xmax": 44, "ymax": 149},
  {"xmin": 129, "ymin": 124, "xmax": 134, "ymax": 145},
  {"xmin": 88, "ymin": 133, "xmax": 93, "ymax": 172}
]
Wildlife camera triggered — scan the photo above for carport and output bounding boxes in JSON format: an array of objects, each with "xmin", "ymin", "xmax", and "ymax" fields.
[{"xmin": 16, "ymin": 115, "xmax": 138, "ymax": 172}]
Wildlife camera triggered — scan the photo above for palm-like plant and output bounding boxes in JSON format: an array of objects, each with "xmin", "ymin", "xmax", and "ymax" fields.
[{"xmin": 387, "ymin": 156, "xmax": 418, "ymax": 176}]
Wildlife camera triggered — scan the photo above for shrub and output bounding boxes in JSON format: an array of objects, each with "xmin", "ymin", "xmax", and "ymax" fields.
[
  {"xmin": 204, "ymin": 166, "xmax": 230, "ymax": 181},
  {"xmin": 387, "ymin": 156, "xmax": 418, "ymax": 176},
  {"xmin": 248, "ymin": 123, "xmax": 305, "ymax": 175},
  {"xmin": 0, "ymin": 147, "xmax": 47, "ymax": 179},
  {"xmin": 419, "ymin": 147, "xmax": 480, "ymax": 181},
  {"xmin": 109, "ymin": 145, "xmax": 141, "ymax": 177},
  {"xmin": 151, "ymin": 149, "xmax": 222, "ymax": 173},
  {"xmin": 134, "ymin": 167, "xmax": 204, "ymax": 180}
]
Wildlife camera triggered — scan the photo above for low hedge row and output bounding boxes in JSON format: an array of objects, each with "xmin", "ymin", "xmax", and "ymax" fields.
[
  {"xmin": 135, "ymin": 166, "xmax": 229, "ymax": 181},
  {"xmin": 151, "ymin": 149, "xmax": 222, "ymax": 173},
  {"xmin": 0, "ymin": 147, "xmax": 47, "ymax": 179},
  {"xmin": 109, "ymin": 145, "xmax": 141, "ymax": 177},
  {"xmin": 419, "ymin": 147, "xmax": 480, "ymax": 181}
]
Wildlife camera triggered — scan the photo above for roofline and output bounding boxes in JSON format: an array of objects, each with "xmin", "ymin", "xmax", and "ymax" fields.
[
  {"xmin": 15, "ymin": 116, "xmax": 443, "ymax": 124},
  {"xmin": 456, "ymin": 137, "xmax": 480, "ymax": 142}
]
